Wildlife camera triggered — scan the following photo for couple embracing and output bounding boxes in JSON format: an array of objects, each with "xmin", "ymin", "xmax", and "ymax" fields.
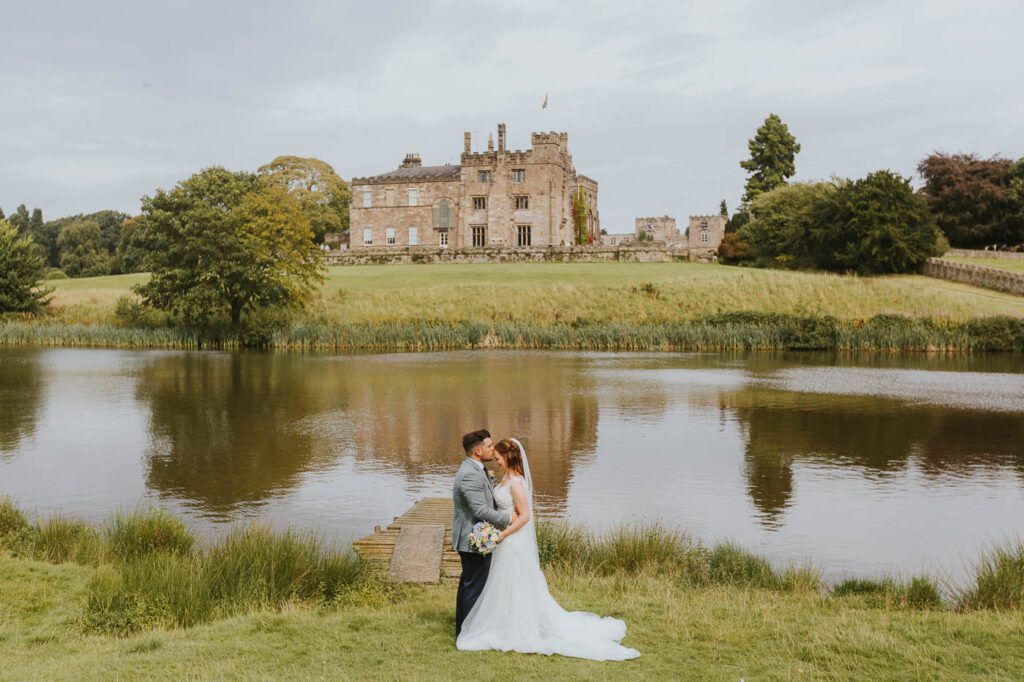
[{"xmin": 452, "ymin": 429, "xmax": 640, "ymax": 661}]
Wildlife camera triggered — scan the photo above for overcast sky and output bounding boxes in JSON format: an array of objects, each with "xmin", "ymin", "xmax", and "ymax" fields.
[{"xmin": 2, "ymin": 0, "xmax": 1022, "ymax": 229}]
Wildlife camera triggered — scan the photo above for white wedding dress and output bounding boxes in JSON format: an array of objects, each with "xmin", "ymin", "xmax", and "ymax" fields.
[{"xmin": 456, "ymin": 440, "xmax": 640, "ymax": 661}]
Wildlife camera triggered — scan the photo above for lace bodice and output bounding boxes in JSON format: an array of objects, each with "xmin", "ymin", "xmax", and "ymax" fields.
[{"xmin": 493, "ymin": 475, "xmax": 524, "ymax": 514}]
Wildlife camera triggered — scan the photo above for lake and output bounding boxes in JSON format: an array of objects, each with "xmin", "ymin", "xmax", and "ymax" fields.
[{"xmin": 1, "ymin": 347, "xmax": 1022, "ymax": 583}]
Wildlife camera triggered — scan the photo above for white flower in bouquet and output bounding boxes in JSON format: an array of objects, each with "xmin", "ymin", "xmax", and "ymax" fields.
[{"xmin": 468, "ymin": 521, "xmax": 500, "ymax": 555}]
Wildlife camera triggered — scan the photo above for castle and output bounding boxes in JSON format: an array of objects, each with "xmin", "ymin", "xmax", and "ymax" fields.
[{"xmin": 349, "ymin": 124, "xmax": 599, "ymax": 249}]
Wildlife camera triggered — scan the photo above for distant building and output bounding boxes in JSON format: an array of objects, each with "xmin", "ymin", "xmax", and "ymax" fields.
[
  {"xmin": 349, "ymin": 124, "xmax": 599, "ymax": 249},
  {"xmin": 635, "ymin": 216, "xmax": 679, "ymax": 243},
  {"xmin": 687, "ymin": 215, "xmax": 726, "ymax": 257}
]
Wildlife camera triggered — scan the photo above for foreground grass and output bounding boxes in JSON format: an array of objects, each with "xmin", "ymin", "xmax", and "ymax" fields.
[
  {"xmin": 3, "ymin": 553, "xmax": 1024, "ymax": 681},
  {"xmin": 945, "ymin": 256, "xmax": 1024, "ymax": 273}
]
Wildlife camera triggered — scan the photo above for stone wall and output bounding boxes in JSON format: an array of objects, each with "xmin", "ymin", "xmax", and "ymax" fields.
[
  {"xmin": 924, "ymin": 258, "xmax": 1024, "ymax": 296},
  {"xmin": 945, "ymin": 248, "xmax": 1024, "ymax": 261},
  {"xmin": 324, "ymin": 244, "xmax": 714, "ymax": 266}
]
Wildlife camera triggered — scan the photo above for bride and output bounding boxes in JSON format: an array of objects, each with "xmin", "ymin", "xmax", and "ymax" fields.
[{"xmin": 455, "ymin": 438, "xmax": 640, "ymax": 661}]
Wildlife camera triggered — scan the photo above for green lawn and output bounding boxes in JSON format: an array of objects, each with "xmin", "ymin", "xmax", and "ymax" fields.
[
  {"xmin": 45, "ymin": 262, "xmax": 1024, "ymax": 325},
  {"xmin": 945, "ymin": 256, "xmax": 1024, "ymax": 273},
  {"xmin": 3, "ymin": 552, "xmax": 1023, "ymax": 681}
]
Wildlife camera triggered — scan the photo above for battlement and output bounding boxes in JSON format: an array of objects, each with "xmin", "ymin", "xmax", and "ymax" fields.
[
  {"xmin": 689, "ymin": 215, "xmax": 726, "ymax": 222},
  {"xmin": 531, "ymin": 131, "xmax": 569, "ymax": 147}
]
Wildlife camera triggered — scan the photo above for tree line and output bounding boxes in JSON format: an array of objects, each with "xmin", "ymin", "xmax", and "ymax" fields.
[{"xmin": 719, "ymin": 114, "xmax": 1024, "ymax": 272}]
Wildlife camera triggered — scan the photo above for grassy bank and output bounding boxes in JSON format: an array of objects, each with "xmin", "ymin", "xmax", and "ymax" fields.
[
  {"xmin": 3, "ymin": 500, "xmax": 1024, "ymax": 679},
  {"xmin": 945, "ymin": 256, "xmax": 1024, "ymax": 273},
  {"xmin": 4, "ymin": 263, "xmax": 1022, "ymax": 351}
]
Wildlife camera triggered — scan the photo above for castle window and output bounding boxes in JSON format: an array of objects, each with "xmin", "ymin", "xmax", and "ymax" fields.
[
  {"xmin": 511, "ymin": 169, "xmax": 525, "ymax": 182},
  {"xmin": 409, "ymin": 227, "xmax": 419, "ymax": 245},
  {"xmin": 700, "ymin": 230, "xmax": 709, "ymax": 244},
  {"xmin": 439, "ymin": 230, "xmax": 449, "ymax": 247},
  {"xmin": 472, "ymin": 225, "xmax": 487, "ymax": 247},
  {"xmin": 478, "ymin": 171, "xmax": 491, "ymax": 183},
  {"xmin": 514, "ymin": 195, "xmax": 529, "ymax": 210},
  {"xmin": 516, "ymin": 224, "xmax": 532, "ymax": 247},
  {"xmin": 362, "ymin": 190, "xmax": 372, "ymax": 208},
  {"xmin": 472, "ymin": 196, "xmax": 487, "ymax": 210},
  {"xmin": 386, "ymin": 227, "xmax": 396, "ymax": 245},
  {"xmin": 432, "ymin": 200, "xmax": 455, "ymax": 229},
  {"xmin": 408, "ymin": 189, "xmax": 418, "ymax": 206},
  {"xmin": 363, "ymin": 227, "xmax": 372, "ymax": 246}
]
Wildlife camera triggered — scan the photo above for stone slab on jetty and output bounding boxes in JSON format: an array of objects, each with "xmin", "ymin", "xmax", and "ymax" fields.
[
  {"xmin": 387, "ymin": 525, "xmax": 446, "ymax": 583},
  {"xmin": 353, "ymin": 497, "xmax": 462, "ymax": 582}
]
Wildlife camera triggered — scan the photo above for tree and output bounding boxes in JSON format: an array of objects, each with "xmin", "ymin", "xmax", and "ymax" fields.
[
  {"xmin": 0, "ymin": 219, "xmax": 51, "ymax": 312},
  {"xmin": 741, "ymin": 182, "xmax": 834, "ymax": 268},
  {"xmin": 57, "ymin": 220, "xmax": 112, "ymax": 277},
  {"xmin": 114, "ymin": 215, "xmax": 148, "ymax": 274},
  {"xmin": 740, "ymin": 114, "xmax": 801, "ymax": 205},
  {"xmin": 8, "ymin": 205, "xmax": 31, "ymax": 235},
  {"xmin": 719, "ymin": 199, "xmax": 728, "ymax": 217},
  {"xmin": 257, "ymin": 156, "xmax": 350, "ymax": 244},
  {"xmin": 717, "ymin": 233, "xmax": 751, "ymax": 264},
  {"xmin": 0, "ymin": 207, "xmax": 5, "ymax": 221},
  {"xmin": 134, "ymin": 167, "xmax": 324, "ymax": 326},
  {"xmin": 810, "ymin": 170, "xmax": 943, "ymax": 274},
  {"xmin": 918, "ymin": 153, "xmax": 1024, "ymax": 248},
  {"xmin": 45, "ymin": 210, "xmax": 130, "ymax": 271}
]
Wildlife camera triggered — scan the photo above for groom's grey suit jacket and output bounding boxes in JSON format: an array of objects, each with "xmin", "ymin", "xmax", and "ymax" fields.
[{"xmin": 452, "ymin": 458, "xmax": 511, "ymax": 553}]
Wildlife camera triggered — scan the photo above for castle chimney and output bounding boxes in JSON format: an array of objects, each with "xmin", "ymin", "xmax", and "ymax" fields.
[
  {"xmin": 400, "ymin": 153, "xmax": 422, "ymax": 168},
  {"xmin": 497, "ymin": 123, "xmax": 506, "ymax": 152},
  {"xmin": 464, "ymin": 132, "xmax": 471, "ymax": 154},
  {"xmin": 487, "ymin": 133, "xmax": 494, "ymax": 152}
]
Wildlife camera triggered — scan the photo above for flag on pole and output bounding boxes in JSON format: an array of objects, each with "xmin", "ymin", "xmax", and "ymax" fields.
[{"xmin": 542, "ymin": 93, "xmax": 548, "ymax": 109}]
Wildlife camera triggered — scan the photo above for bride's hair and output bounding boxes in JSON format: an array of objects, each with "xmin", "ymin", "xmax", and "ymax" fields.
[{"xmin": 494, "ymin": 439, "xmax": 525, "ymax": 477}]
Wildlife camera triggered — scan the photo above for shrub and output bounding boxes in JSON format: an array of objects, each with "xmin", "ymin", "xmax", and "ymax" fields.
[
  {"xmin": 105, "ymin": 509, "xmax": 195, "ymax": 562},
  {"xmin": 708, "ymin": 543, "xmax": 781, "ymax": 589},
  {"xmin": 717, "ymin": 232, "xmax": 751, "ymax": 264},
  {"xmin": 33, "ymin": 514, "xmax": 103, "ymax": 565},
  {"xmin": 833, "ymin": 576, "xmax": 943, "ymax": 609},
  {"xmin": 44, "ymin": 268, "xmax": 69, "ymax": 280},
  {"xmin": 113, "ymin": 295, "xmax": 170, "ymax": 328},
  {"xmin": 741, "ymin": 182, "xmax": 833, "ymax": 268},
  {"xmin": 0, "ymin": 497, "xmax": 32, "ymax": 548},
  {"xmin": 0, "ymin": 219, "xmax": 52, "ymax": 312}
]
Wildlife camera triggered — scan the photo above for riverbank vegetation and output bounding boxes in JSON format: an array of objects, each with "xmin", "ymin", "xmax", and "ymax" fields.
[
  {"xmin": 2, "ymin": 500, "xmax": 1024, "ymax": 678},
  {"xmin": 2, "ymin": 262, "xmax": 1023, "ymax": 351}
]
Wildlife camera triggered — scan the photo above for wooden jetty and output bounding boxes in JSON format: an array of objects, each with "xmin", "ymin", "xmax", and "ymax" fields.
[{"xmin": 353, "ymin": 497, "xmax": 461, "ymax": 583}]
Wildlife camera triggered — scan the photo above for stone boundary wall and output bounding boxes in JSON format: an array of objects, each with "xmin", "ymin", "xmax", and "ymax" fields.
[
  {"xmin": 324, "ymin": 244, "xmax": 714, "ymax": 266},
  {"xmin": 924, "ymin": 258, "xmax": 1024, "ymax": 296},
  {"xmin": 945, "ymin": 248, "xmax": 1024, "ymax": 261}
]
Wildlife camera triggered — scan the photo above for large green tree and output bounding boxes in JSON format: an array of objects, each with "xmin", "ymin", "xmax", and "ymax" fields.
[
  {"xmin": 810, "ymin": 171, "xmax": 943, "ymax": 275},
  {"xmin": 134, "ymin": 167, "xmax": 324, "ymax": 326},
  {"xmin": 740, "ymin": 114, "xmax": 801, "ymax": 205},
  {"xmin": 0, "ymin": 219, "xmax": 51, "ymax": 312},
  {"xmin": 741, "ymin": 182, "xmax": 835, "ymax": 268},
  {"xmin": 918, "ymin": 153, "xmax": 1024, "ymax": 248},
  {"xmin": 56, "ymin": 219, "xmax": 112, "ymax": 277},
  {"xmin": 257, "ymin": 156, "xmax": 350, "ymax": 243}
]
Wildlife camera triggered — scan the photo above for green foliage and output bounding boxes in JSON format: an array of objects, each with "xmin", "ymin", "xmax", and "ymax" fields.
[
  {"xmin": 741, "ymin": 182, "xmax": 834, "ymax": 268},
  {"xmin": 740, "ymin": 113, "xmax": 801, "ymax": 204},
  {"xmin": 56, "ymin": 219, "xmax": 112, "ymax": 277},
  {"xmin": 811, "ymin": 170, "xmax": 944, "ymax": 274},
  {"xmin": 114, "ymin": 216, "xmax": 148, "ymax": 274},
  {"xmin": 0, "ymin": 219, "xmax": 52, "ymax": 312},
  {"xmin": 133, "ymin": 167, "xmax": 324, "ymax": 328},
  {"xmin": 32, "ymin": 515, "xmax": 104, "ymax": 565},
  {"xmin": 918, "ymin": 153, "xmax": 1024, "ymax": 248},
  {"xmin": 257, "ymin": 156, "xmax": 351, "ymax": 243},
  {"xmin": 719, "ymin": 199, "xmax": 728, "ymax": 217},
  {"xmin": 717, "ymin": 232, "xmax": 751, "ymax": 264},
  {"xmin": 833, "ymin": 576, "xmax": 943, "ymax": 609},
  {"xmin": 0, "ymin": 497, "xmax": 32, "ymax": 544},
  {"xmin": 958, "ymin": 542, "xmax": 1024, "ymax": 611},
  {"xmin": 104, "ymin": 510, "xmax": 195, "ymax": 562},
  {"xmin": 572, "ymin": 187, "xmax": 588, "ymax": 245}
]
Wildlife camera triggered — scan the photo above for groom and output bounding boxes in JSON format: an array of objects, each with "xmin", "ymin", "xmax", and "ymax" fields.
[{"xmin": 452, "ymin": 429, "xmax": 512, "ymax": 636}]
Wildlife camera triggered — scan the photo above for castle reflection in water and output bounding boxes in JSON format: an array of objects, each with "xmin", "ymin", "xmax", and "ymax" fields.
[{"xmin": 130, "ymin": 351, "xmax": 1024, "ymax": 527}]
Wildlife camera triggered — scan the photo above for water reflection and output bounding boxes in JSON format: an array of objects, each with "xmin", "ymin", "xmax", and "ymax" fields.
[
  {"xmin": 712, "ymin": 390, "xmax": 1024, "ymax": 528},
  {"xmin": 136, "ymin": 353, "xmax": 600, "ymax": 515},
  {"xmin": 0, "ymin": 349, "xmax": 45, "ymax": 459}
]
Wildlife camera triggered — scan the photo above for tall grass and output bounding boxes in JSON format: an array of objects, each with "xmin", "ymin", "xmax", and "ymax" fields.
[
  {"xmin": 957, "ymin": 542, "xmax": 1024, "ymax": 611},
  {"xmin": 832, "ymin": 576, "xmax": 944, "ymax": 609},
  {"xmin": 104, "ymin": 509, "xmax": 195, "ymax": 561}
]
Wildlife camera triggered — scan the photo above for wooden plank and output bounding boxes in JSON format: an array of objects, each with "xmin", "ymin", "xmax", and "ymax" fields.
[
  {"xmin": 387, "ymin": 525, "xmax": 446, "ymax": 584},
  {"xmin": 353, "ymin": 497, "xmax": 464, "ymax": 581}
]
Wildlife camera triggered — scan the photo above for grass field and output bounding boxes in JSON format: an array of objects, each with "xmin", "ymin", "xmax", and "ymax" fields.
[
  {"xmin": 3, "ymin": 552, "xmax": 1024, "ymax": 680},
  {"xmin": 43, "ymin": 262, "xmax": 1024, "ymax": 323},
  {"xmin": 945, "ymin": 256, "xmax": 1024, "ymax": 273}
]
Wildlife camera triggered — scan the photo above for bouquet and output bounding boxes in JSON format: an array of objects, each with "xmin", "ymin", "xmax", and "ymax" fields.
[{"xmin": 468, "ymin": 521, "xmax": 500, "ymax": 555}]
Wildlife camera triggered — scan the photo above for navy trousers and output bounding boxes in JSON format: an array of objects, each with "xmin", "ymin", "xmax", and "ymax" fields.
[{"xmin": 455, "ymin": 551, "xmax": 491, "ymax": 636}]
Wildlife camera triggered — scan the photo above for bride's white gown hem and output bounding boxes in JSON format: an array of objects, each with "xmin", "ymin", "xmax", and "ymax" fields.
[{"xmin": 455, "ymin": 471, "xmax": 640, "ymax": 661}]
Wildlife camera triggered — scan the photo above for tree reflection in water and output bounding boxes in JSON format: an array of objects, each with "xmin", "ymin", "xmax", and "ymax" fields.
[
  {"xmin": 137, "ymin": 352, "xmax": 600, "ymax": 516},
  {"xmin": 0, "ymin": 349, "xmax": 46, "ymax": 460}
]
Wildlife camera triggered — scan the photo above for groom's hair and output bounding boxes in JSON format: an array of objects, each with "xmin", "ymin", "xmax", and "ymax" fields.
[{"xmin": 463, "ymin": 429, "xmax": 491, "ymax": 454}]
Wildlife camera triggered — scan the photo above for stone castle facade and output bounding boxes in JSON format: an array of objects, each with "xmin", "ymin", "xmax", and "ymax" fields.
[{"xmin": 349, "ymin": 124, "xmax": 599, "ymax": 249}]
